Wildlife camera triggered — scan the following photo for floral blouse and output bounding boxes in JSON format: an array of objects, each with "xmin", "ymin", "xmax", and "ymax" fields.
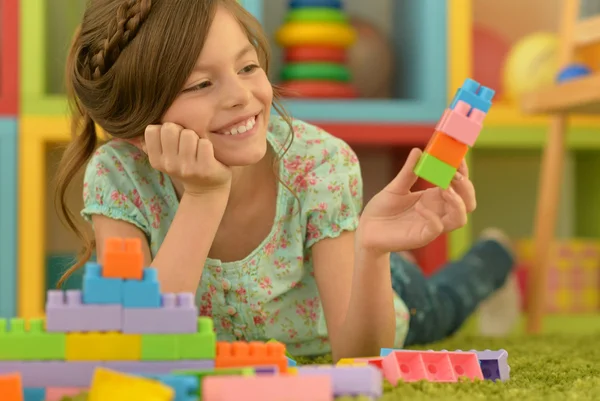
[{"xmin": 82, "ymin": 116, "xmax": 409, "ymax": 356}]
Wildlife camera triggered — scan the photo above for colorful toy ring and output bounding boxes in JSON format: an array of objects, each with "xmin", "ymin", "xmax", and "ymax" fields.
[
  {"xmin": 279, "ymin": 80, "xmax": 357, "ymax": 98},
  {"xmin": 285, "ymin": 7, "xmax": 347, "ymax": 23},
  {"xmin": 276, "ymin": 22, "xmax": 356, "ymax": 48},
  {"xmin": 285, "ymin": 46, "xmax": 347, "ymax": 63},
  {"xmin": 289, "ymin": 0, "xmax": 342, "ymax": 9},
  {"xmin": 282, "ymin": 63, "xmax": 351, "ymax": 82}
]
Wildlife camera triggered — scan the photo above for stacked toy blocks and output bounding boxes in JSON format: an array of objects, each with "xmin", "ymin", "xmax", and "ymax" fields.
[
  {"xmin": 415, "ymin": 78, "xmax": 495, "ymax": 189},
  {"xmin": 275, "ymin": 0, "xmax": 358, "ymax": 98}
]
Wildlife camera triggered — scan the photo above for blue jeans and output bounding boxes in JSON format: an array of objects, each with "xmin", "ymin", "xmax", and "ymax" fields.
[{"xmin": 391, "ymin": 239, "xmax": 514, "ymax": 346}]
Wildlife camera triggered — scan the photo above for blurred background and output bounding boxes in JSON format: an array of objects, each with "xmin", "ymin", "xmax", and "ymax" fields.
[{"xmin": 2, "ymin": 0, "xmax": 600, "ymax": 331}]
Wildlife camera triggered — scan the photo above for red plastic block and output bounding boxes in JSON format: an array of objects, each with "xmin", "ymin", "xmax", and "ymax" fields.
[
  {"xmin": 435, "ymin": 100, "xmax": 485, "ymax": 146},
  {"xmin": 202, "ymin": 375, "xmax": 332, "ymax": 401},
  {"xmin": 215, "ymin": 342, "xmax": 288, "ymax": 373},
  {"xmin": 102, "ymin": 238, "xmax": 144, "ymax": 280},
  {"xmin": 0, "ymin": 372, "xmax": 23, "ymax": 401},
  {"xmin": 424, "ymin": 131, "xmax": 469, "ymax": 169},
  {"xmin": 0, "ymin": 0, "xmax": 18, "ymax": 115}
]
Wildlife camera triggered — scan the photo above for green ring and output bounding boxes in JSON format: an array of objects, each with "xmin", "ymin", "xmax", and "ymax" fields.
[
  {"xmin": 285, "ymin": 8, "xmax": 348, "ymax": 23},
  {"xmin": 282, "ymin": 63, "xmax": 351, "ymax": 82}
]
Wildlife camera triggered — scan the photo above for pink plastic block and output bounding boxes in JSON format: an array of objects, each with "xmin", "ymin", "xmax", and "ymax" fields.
[
  {"xmin": 382, "ymin": 351, "xmax": 427, "ymax": 385},
  {"xmin": 202, "ymin": 375, "xmax": 333, "ymax": 401},
  {"xmin": 298, "ymin": 365, "xmax": 382, "ymax": 398},
  {"xmin": 45, "ymin": 290, "xmax": 122, "ymax": 332},
  {"xmin": 122, "ymin": 293, "xmax": 198, "ymax": 333},
  {"xmin": 446, "ymin": 352, "xmax": 484, "ymax": 381},
  {"xmin": 420, "ymin": 352, "xmax": 456, "ymax": 382},
  {"xmin": 46, "ymin": 388, "xmax": 87, "ymax": 401},
  {"xmin": 435, "ymin": 100, "xmax": 486, "ymax": 146}
]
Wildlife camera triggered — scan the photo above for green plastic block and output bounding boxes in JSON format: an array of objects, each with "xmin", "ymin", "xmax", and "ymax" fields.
[
  {"xmin": 0, "ymin": 318, "xmax": 66, "ymax": 360},
  {"xmin": 177, "ymin": 317, "xmax": 216, "ymax": 359},
  {"xmin": 414, "ymin": 152, "xmax": 457, "ymax": 189},
  {"xmin": 141, "ymin": 334, "xmax": 179, "ymax": 361},
  {"xmin": 174, "ymin": 367, "xmax": 255, "ymax": 397}
]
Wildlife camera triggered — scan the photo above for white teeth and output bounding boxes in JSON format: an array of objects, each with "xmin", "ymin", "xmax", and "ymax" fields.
[{"xmin": 221, "ymin": 116, "xmax": 256, "ymax": 135}]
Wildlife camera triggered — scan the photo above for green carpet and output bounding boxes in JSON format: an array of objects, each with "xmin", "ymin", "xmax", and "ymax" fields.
[{"xmin": 61, "ymin": 315, "xmax": 600, "ymax": 400}]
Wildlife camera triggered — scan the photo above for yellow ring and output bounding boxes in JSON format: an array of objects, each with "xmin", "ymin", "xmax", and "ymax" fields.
[{"xmin": 276, "ymin": 22, "xmax": 356, "ymax": 48}]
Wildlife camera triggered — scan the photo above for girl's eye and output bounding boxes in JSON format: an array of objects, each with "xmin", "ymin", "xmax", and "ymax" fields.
[
  {"xmin": 184, "ymin": 81, "xmax": 211, "ymax": 92},
  {"xmin": 240, "ymin": 64, "xmax": 259, "ymax": 74}
]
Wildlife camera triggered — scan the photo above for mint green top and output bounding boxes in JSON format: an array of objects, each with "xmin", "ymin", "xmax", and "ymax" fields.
[{"xmin": 82, "ymin": 116, "xmax": 410, "ymax": 356}]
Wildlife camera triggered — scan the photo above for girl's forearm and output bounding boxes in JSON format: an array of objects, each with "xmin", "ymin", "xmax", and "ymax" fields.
[
  {"xmin": 334, "ymin": 249, "xmax": 397, "ymax": 361},
  {"xmin": 151, "ymin": 190, "xmax": 228, "ymax": 293}
]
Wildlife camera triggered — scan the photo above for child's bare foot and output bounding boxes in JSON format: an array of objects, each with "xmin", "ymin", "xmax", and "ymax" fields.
[{"xmin": 477, "ymin": 228, "xmax": 521, "ymax": 336}]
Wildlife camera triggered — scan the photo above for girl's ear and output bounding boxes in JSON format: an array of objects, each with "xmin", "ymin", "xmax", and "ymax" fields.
[{"xmin": 124, "ymin": 137, "xmax": 147, "ymax": 154}]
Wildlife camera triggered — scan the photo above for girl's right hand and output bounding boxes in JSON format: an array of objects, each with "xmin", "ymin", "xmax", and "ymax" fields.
[{"xmin": 144, "ymin": 123, "xmax": 232, "ymax": 195}]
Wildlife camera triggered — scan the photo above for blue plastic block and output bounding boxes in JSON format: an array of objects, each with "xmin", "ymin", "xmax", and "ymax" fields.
[
  {"xmin": 289, "ymin": 0, "xmax": 342, "ymax": 9},
  {"xmin": 556, "ymin": 63, "xmax": 592, "ymax": 82},
  {"xmin": 449, "ymin": 78, "xmax": 495, "ymax": 113},
  {"xmin": 140, "ymin": 374, "xmax": 199, "ymax": 401},
  {"xmin": 380, "ymin": 348, "xmax": 394, "ymax": 357},
  {"xmin": 24, "ymin": 387, "xmax": 46, "ymax": 401},
  {"xmin": 123, "ymin": 268, "xmax": 161, "ymax": 308},
  {"xmin": 82, "ymin": 262, "xmax": 123, "ymax": 304},
  {"xmin": 287, "ymin": 356, "xmax": 297, "ymax": 367}
]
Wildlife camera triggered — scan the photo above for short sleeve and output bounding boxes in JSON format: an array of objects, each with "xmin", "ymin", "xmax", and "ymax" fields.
[
  {"xmin": 301, "ymin": 132, "xmax": 363, "ymax": 248},
  {"xmin": 81, "ymin": 141, "xmax": 151, "ymax": 235}
]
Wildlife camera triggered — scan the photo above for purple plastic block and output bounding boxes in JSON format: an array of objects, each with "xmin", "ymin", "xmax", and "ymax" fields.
[
  {"xmin": 473, "ymin": 349, "xmax": 510, "ymax": 381},
  {"xmin": 254, "ymin": 365, "xmax": 279, "ymax": 375},
  {"xmin": 122, "ymin": 293, "xmax": 198, "ymax": 333},
  {"xmin": 0, "ymin": 361, "xmax": 101, "ymax": 387},
  {"xmin": 103, "ymin": 360, "xmax": 215, "ymax": 374},
  {"xmin": 45, "ymin": 290, "xmax": 123, "ymax": 332},
  {"xmin": 297, "ymin": 365, "xmax": 382, "ymax": 398}
]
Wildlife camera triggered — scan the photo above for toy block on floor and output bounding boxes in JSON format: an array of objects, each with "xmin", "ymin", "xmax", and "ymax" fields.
[
  {"xmin": 82, "ymin": 263, "xmax": 123, "ymax": 304},
  {"xmin": 23, "ymin": 387, "xmax": 45, "ymax": 401},
  {"xmin": 88, "ymin": 368, "xmax": 174, "ymax": 401},
  {"xmin": 215, "ymin": 341, "xmax": 288, "ymax": 373},
  {"xmin": 122, "ymin": 267, "xmax": 161, "ymax": 308},
  {"xmin": 473, "ymin": 349, "xmax": 510, "ymax": 381},
  {"xmin": 122, "ymin": 293, "xmax": 197, "ymax": 333},
  {"xmin": 102, "ymin": 237, "xmax": 144, "ymax": 280},
  {"xmin": 139, "ymin": 374, "xmax": 199, "ymax": 401},
  {"xmin": 297, "ymin": 365, "xmax": 382, "ymax": 399},
  {"xmin": 0, "ymin": 319, "xmax": 66, "ymax": 360},
  {"xmin": 45, "ymin": 290, "xmax": 122, "ymax": 332},
  {"xmin": 102, "ymin": 360, "xmax": 215, "ymax": 375},
  {"xmin": 176, "ymin": 317, "xmax": 217, "ymax": 360},
  {"xmin": 436, "ymin": 100, "xmax": 486, "ymax": 147},
  {"xmin": 0, "ymin": 362, "xmax": 101, "ymax": 387},
  {"xmin": 65, "ymin": 332, "xmax": 141, "ymax": 361},
  {"xmin": 202, "ymin": 375, "xmax": 333, "ymax": 401},
  {"xmin": 424, "ymin": 131, "xmax": 469, "ymax": 169},
  {"xmin": 173, "ymin": 367, "xmax": 255, "ymax": 398},
  {"xmin": 449, "ymin": 78, "xmax": 495, "ymax": 113},
  {"xmin": 45, "ymin": 388, "xmax": 87, "ymax": 401},
  {"xmin": 0, "ymin": 372, "xmax": 23, "ymax": 401},
  {"xmin": 414, "ymin": 153, "xmax": 457, "ymax": 189}
]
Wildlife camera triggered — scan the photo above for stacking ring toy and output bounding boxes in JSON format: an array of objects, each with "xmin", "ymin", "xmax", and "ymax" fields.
[
  {"xmin": 289, "ymin": 0, "xmax": 342, "ymax": 9},
  {"xmin": 285, "ymin": 7, "xmax": 347, "ymax": 23},
  {"xmin": 279, "ymin": 81, "xmax": 357, "ymax": 98},
  {"xmin": 276, "ymin": 22, "xmax": 356, "ymax": 48},
  {"xmin": 285, "ymin": 46, "xmax": 347, "ymax": 63},
  {"xmin": 282, "ymin": 63, "xmax": 351, "ymax": 82}
]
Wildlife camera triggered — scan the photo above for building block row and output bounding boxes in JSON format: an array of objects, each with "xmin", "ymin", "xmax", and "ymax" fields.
[
  {"xmin": 297, "ymin": 365, "xmax": 382, "ymax": 399},
  {"xmin": 83, "ymin": 263, "xmax": 161, "ymax": 307},
  {"xmin": 202, "ymin": 375, "xmax": 333, "ymax": 401},
  {"xmin": 0, "ymin": 361, "xmax": 215, "ymax": 387},
  {"xmin": 102, "ymin": 237, "xmax": 144, "ymax": 280},
  {"xmin": 0, "ymin": 319, "xmax": 66, "ymax": 360},
  {"xmin": 89, "ymin": 368, "xmax": 174, "ymax": 401},
  {"xmin": 46, "ymin": 289, "xmax": 199, "ymax": 334},
  {"xmin": 215, "ymin": 341, "xmax": 289, "ymax": 373}
]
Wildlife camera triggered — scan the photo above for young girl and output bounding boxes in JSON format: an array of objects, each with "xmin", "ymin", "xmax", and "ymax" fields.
[{"xmin": 55, "ymin": 0, "xmax": 516, "ymax": 361}]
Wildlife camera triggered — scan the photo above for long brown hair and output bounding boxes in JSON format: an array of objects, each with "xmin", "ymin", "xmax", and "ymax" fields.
[{"xmin": 54, "ymin": 0, "xmax": 295, "ymax": 286}]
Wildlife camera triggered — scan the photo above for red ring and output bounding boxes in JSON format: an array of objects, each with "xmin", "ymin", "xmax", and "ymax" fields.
[
  {"xmin": 278, "ymin": 80, "xmax": 357, "ymax": 98},
  {"xmin": 284, "ymin": 46, "xmax": 347, "ymax": 64}
]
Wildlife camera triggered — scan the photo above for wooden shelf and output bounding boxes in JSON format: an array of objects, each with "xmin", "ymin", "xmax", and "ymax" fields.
[{"xmin": 520, "ymin": 74, "xmax": 600, "ymax": 115}]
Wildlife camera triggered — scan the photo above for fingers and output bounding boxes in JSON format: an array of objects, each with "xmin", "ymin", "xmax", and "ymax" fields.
[
  {"xmin": 178, "ymin": 129, "xmax": 199, "ymax": 161},
  {"xmin": 385, "ymin": 148, "xmax": 422, "ymax": 195},
  {"xmin": 144, "ymin": 125, "xmax": 162, "ymax": 166},
  {"xmin": 441, "ymin": 187, "xmax": 468, "ymax": 230},
  {"xmin": 456, "ymin": 158, "xmax": 469, "ymax": 179},
  {"xmin": 414, "ymin": 201, "xmax": 444, "ymax": 240},
  {"xmin": 160, "ymin": 123, "xmax": 182, "ymax": 160},
  {"xmin": 451, "ymin": 176, "xmax": 476, "ymax": 213}
]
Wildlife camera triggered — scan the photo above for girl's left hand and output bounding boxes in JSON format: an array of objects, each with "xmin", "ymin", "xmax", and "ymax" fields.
[{"xmin": 357, "ymin": 148, "xmax": 476, "ymax": 254}]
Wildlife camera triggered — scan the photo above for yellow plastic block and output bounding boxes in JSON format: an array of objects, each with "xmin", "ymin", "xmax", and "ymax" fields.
[
  {"xmin": 66, "ymin": 333, "xmax": 141, "ymax": 361},
  {"xmin": 89, "ymin": 367, "xmax": 174, "ymax": 401},
  {"xmin": 336, "ymin": 358, "xmax": 368, "ymax": 366},
  {"xmin": 286, "ymin": 367, "xmax": 298, "ymax": 375}
]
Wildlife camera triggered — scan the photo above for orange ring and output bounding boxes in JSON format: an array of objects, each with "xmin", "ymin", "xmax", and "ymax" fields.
[
  {"xmin": 285, "ymin": 46, "xmax": 347, "ymax": 63},
  {"xmin": 279, "ymin": 80, "xmax": 357, "ymax": 98}
]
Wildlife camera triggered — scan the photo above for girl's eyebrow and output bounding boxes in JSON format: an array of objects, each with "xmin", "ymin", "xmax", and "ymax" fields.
[{"xmin": 193, "ymin": 44, "xmax": 255, "ymax": 72}]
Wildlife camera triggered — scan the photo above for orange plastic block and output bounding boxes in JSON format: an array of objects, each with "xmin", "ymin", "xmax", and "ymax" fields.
[
  {"xmin": 0, "ymin": 372, "xmax": 23, "ymax": 401},
  {"xmin": 202, "ymin": 375, "xmax": 332, "ymax": 401},
  {"xmin": 102, "ymin": 237, "xmax": 144, "ymax": 280},
  {"xmin": 215, "ymin": 341, "xmax": 288, "ymax": 373},
  {"xmin": 424, "ymin": 131, "xmax": 469, "ymax": 169}
]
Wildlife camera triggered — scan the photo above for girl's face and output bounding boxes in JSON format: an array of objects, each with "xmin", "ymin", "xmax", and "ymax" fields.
[{"xmin": 162, "ymin": 6, "xmax": 273, "ymax": 167}]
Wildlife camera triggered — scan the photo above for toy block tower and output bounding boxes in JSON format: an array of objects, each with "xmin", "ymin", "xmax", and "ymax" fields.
[
  {"xmin": 415, "ymin": 78, "xmax": 495, "ymax": 189},
  {"xmin": 275, "ymin": 0, "xmax": 358, "ymax": 98}
]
